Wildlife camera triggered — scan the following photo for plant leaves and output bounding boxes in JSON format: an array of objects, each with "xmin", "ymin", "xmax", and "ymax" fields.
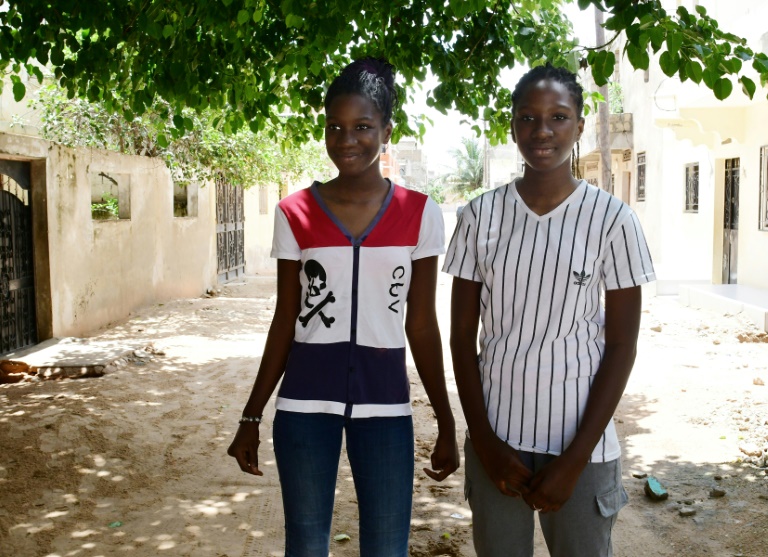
[
  {"xmin": 12, "ymin": 79, "xmax": 25, "ymax": 102},
  {"xmin": 713, "ymin": 78, "xmax": 733, "ymax": 100},
  {"xmin": 739, "ymin": 76, "xmax": 756, "ymax": 99}
]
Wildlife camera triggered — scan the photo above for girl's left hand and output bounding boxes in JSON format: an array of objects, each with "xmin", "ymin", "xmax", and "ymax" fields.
[
  {"xmin": 423, "ymin": 429, "xmax": 460, "ymax": 481},
  {"xmin": 522, "ymin": 454, "xmax": 585, "ymax": 513}
]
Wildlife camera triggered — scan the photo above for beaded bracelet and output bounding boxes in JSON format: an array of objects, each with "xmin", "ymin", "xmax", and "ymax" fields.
[{"xmin": 239, "ymin": 415, "xmax": 263, "ymax": 424}]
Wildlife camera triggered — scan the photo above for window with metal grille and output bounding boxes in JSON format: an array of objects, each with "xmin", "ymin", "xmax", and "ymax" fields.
[
  {"xmin": 760, "ymin": 146, "xmax": 768, "ymax": 230},
  {"xmin": 685, "ymin": 163, "xmax": 699, "ymax": 213},
  {"xmin": 636, "ymin": 152, "xmax": 646, "ymax": 201}
]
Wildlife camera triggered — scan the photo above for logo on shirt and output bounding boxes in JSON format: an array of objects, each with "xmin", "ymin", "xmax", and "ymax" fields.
[
  {"xmin": 299, "ymin": 259, "xmax": 336, "ymax": 328},
  {"xmin": 572, "ymin": 270, "xmax": 591, "ymax": 286},
  {"xmin": 388, "ymin": 266, "xmax": 405, "ymax": 313}
]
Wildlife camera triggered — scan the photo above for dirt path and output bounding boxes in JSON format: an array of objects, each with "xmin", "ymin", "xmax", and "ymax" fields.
[{"xmin": 1, "ymin": 272, "xmax": 767, "ymax": 557}]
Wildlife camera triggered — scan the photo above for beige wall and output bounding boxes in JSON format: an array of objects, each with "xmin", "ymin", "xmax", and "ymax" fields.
[
  {"xmin": 244, "ymin": 184, "xmax": 278, "ymax": 275},
  {"xmin": 0, "ymin": 132, "xmax": 217, "ymax": 338}
]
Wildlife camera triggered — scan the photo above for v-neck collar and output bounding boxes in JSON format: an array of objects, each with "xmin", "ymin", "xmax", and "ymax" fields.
[
  {"xmin": 310, "ymin": 179, "xmax": 395, "ymax": 245},
  {"xmin": 509, "ymin": 178, "xmax": 587, "ymax": 221}
]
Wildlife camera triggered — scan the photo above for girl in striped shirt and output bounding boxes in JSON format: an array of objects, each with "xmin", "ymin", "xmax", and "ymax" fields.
[{"xmin": 444, "ymin": 64, "xmax": 655, "ymax": 557}]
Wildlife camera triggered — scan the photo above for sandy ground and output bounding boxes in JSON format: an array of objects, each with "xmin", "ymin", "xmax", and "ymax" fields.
[{"xmin": 2, "ymin": 269, "xmax": 768, "ymax": 557}]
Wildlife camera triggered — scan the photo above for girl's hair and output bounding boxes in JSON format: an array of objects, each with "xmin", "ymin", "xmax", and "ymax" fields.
[
  {"xmin": 325, "ymin": 57, "xmax": 399, "ymax": 124},
  {"xmin": 511, "ymin": 63, "xmax": 584, "ymax": 118}
]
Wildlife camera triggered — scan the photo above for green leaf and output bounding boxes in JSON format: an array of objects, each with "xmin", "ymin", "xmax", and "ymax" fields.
[
  {"xmin": 626, "ymin": 43, "xmax": 649, "ymax": 71},
  {"xmin": 739, "ymin": 76, "xmax": 756, "ymax": 99},
  {"xmin": 162, "ymin": 24, "xmax": 174, "ymax": 38},
  {"xmin": 333, "ymin": 533, "xmax": 351, "ymax": 542},
  {"xmin": 649, "ymin": 28, "xmax": 665, "ymax": 52},
  {"xmin": 734, "ymin": 46, "xmax": 752, "ymax": 62},
  {"xmin": 451, "ymin": 0, "xmax": 471, "ymax": 19},
  {"xmin": 12, "ymin": 80, "xmax": 25, "ymax": 102},
  {"xmin": 237, "ymin": 10, "xmax": 250, "ymax": 25},
  {"xmin": 173, "ymin": 114, "xmax": 184, "ymax": 129},
  {"xmin": 50, "ymin": 48, "xmax": 65, "ymax": 67},
  {"xmin": 684, "ymin": 60, "xmax": 703, "ymax": 83},
  {"xmin": 590, "ymin": 50, "xmax": 615, "ymax": 86},
  {"xmin": 666, "ymin": 32, "xmax": 683, "ymax": 55},
  {"xmin": 156, "ymin": 134, "xmax": 169, "ymax": 149},
  {"xmin": 754, "ymin": 57, "xmax": 768, "ymax": 73},
  {"xmin": 253, "ymin": 9, "xmax": 263, "ymax": 23},
  {"xmin": 713, "ymin": 78, "xmax": 733, "ymax": 100},
  {"xmin": 702, "ymin": 67, "xmax": 719, "ymax": 88},
  {"xmin": 659, "ymin": 51, "xmax": 678, "ymax": 77}
]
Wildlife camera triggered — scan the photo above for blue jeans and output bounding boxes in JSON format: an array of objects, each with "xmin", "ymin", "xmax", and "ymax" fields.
[{"xmin": 273, "ymin": 410, "xmax": 414, "ymax": 557}]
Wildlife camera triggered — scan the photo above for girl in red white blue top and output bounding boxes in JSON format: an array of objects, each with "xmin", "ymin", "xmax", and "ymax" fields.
[{"xmin": 228, "ymin": 58, "xmax": 459, "ymax": 557}]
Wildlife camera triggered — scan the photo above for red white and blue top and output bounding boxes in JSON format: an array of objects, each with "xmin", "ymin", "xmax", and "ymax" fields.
[{"xmin": 271, "ymin": 181, "xmax": 445, "ymax": 418}]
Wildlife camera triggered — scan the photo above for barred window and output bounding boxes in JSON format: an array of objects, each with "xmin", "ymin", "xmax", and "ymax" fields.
[
  {"xmin": 760, "ymin": 146, "xmax": 768, "ymax": 230},
  {"xmin": 636, "ymin": 152, "xmax": 646, "ymax": 201},
  {"xmin": 685, "ymin": 163, "xmax": 699, "ymax": 213}
]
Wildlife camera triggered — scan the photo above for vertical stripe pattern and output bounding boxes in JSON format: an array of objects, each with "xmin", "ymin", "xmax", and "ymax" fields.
[{"xmin": 443, "ymin": 180, "xmax": 655, "ymax": 462}]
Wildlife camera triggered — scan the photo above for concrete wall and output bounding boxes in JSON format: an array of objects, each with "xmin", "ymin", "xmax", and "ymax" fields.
[
  {"xmin": 244, "ymin": 184, "xmax": 279, "ymax": 275},
  {"xmin": 0, "ymin": 132, "xmax": 217, "ymax": 338}
]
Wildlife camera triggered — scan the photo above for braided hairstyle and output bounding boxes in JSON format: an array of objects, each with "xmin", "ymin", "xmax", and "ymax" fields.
[
  {"xmin": 512, "ymin": 63, "xmax": 584, "ymax": 178},
  {"xmin": 511, "ymin": 63, "xmax": 584, "ymax": 119},
  {"xmin": 325, "ymin": 57, "xmax": 399, "ymax": 124}
]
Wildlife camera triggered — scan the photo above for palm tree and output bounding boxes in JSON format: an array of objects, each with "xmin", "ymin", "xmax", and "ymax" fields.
[{"xmin": 448, "ymin": 137, "xmax": 484, "ymax": 197}]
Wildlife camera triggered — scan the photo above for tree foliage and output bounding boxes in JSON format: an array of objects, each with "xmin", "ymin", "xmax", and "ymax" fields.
[
  {"xmin": 32, "ymin": 83, "xmax": 329, "ymax": 189},
  {"xmin": 1, "ymin": 0, "xmax": 767, "ymax": 147},
  {"xmin": 448, "ymin": 137, "xmax": 485, "ymax": 197}
]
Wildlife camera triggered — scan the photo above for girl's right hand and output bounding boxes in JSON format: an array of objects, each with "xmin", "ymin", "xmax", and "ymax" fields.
[
  {"xmin": 227, "ymin": 423, "xmax": 263, "ymax": 476},
  {"xmin": 472, "ymin": 433, "xmax": 532, "ymax": 497}
]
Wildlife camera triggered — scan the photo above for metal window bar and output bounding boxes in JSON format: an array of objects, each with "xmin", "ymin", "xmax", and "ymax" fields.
[
  {"xmin": 636, "ymin": 152, "xmax": 646, "ymax": 201},
  {"xmin": 724, "ymin": 158, "xmax": 740, "ymax": 230},
  {"xmin": 685, "ymin": 163, "xmax": 699, "ymax": 212},
  {"xmin": 760, "ymin": 146, "xmax": 768, "ymax": 230}
]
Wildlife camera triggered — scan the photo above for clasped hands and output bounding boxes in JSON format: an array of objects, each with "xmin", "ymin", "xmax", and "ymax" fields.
[{"xmin": 476, "ymin": 435, "xmax": 582, "ymax": 514}]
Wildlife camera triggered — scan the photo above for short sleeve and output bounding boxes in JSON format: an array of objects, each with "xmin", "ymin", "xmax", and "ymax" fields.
[
  {"xmin": 411, "ymin": 197, "xmax": 445, "ymax": 260},
  {"xmin": 442, "ymin": 201, "xmax": 481, "ymax": 281},
  {"xmin": 270, "ymin": 206, "xmax": 301, "ymax": 261},
  {"xmin": 602, "ymin": 208, "xmax": 656, "ymax": 290}
]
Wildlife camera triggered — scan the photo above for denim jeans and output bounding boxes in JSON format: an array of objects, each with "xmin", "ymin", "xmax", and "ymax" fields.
[{"xmin": 273, "ymin": 410, "xmax": 414, "ymax": 557}]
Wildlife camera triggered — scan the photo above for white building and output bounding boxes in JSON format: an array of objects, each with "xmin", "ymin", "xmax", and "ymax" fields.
[{"xmin": 584, "ymin": 0, "xmax": 768, "ymax": 330}]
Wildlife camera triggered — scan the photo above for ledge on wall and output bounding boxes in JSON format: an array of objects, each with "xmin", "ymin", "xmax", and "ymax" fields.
[{"xmin": 678, "ymin": 283, "xmax": 768, "ymax": 333}]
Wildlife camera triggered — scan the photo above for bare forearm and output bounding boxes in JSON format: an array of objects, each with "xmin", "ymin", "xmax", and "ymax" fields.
[
  {"xmin": 241, "ymin": 320, "xmax": 295, "ymax": 416},
  {"xmin": 408, "ymin": 324, "xmax": 454, "ymax": 428},
  {"xmin": 450, "ymin": 335, "xmax": 495, "ymax": 440}
]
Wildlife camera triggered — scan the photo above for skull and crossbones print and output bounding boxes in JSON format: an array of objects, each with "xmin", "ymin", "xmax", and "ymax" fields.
[{"xmin": 298, "ymin": 259, "xmax": 336, "ymax": 328}]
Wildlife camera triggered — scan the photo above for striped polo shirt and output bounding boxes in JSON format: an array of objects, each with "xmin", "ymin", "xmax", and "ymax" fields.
[
  {"xmin": 443, "ymin": 179, "xmax": 655, "ymax": 462},
  {"xmin": 271, "ymin": 181, "xmax": 445, "ymax": 418}
]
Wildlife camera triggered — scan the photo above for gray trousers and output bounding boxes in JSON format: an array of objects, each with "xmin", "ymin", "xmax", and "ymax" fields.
[{"xmin": 464, "ymin": 436, "xmax": 628, "ymax": 557}]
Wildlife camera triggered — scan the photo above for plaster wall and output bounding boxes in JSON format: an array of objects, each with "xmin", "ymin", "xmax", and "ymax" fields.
[
  {"xmin": 0, "ymin": 132, "xmax": 217, "ymax": 338},
  {"xmin": 733, "ymin": 102, "xmax": 768, "ymax": 288},
  {"xmin": 244, "ymin": 184, "xmax": 279, "ymax": 275}
]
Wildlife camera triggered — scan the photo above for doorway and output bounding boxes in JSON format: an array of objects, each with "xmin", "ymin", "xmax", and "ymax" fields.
[
  {"xmin": 0, "ymin": 160, "xmax": 38, "ymax": 354},
  {"xmin": 722, "ymin": 157, "xmax": 739, "ymax": 284}
]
